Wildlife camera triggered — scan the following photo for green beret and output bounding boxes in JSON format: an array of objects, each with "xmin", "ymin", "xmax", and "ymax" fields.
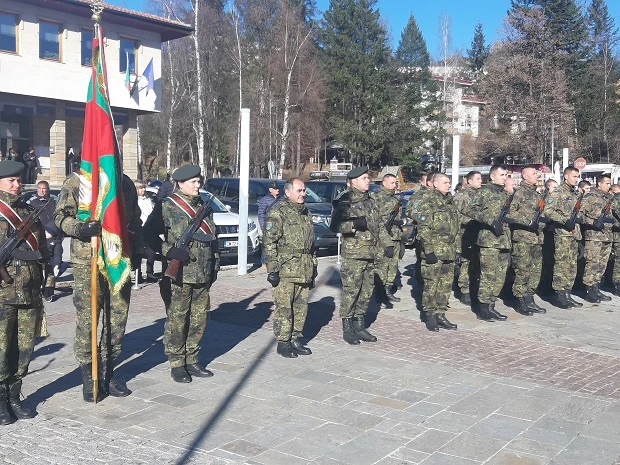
[
  {"xmin": 172, "ymin": 164, "xmax": 201, "ymax": 182},
  {"xmin": 347, "ymin": 166, "xmax": 369, "ymax": 179},
  {"xmin": 0, "ymin": 160, "xmax": 24, "ymax": 178}
]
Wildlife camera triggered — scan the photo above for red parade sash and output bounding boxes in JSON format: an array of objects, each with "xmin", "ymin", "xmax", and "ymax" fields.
[
  {"xmin": 169, "ymin": 193, "xmax": 212, "ymax": 234},
  {"xmin": 0, "ymin": 198, "xmax": 39, "ymax": 251}
]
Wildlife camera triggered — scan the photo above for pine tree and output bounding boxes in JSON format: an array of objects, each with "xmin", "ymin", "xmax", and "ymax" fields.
[
  {"xmin": 467, "ymin": 22, "xmax": 489, "ymax": 73},
  {"xmin": 317, "ymin": 0, "xmax": 394, "ymax": 165},
  {"xmin": 392, "ymin": 13, "xmax": 443, "ymax": 167}
]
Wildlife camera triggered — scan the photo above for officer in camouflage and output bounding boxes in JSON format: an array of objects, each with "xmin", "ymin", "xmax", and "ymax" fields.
[
  {"xmin": 466, "ymin": 165, "xmax": 511, "ymax": 321},
  {"xmin": 507, "ymin": 166, "xmax": 547, "ymax": 315},
  {"xmin": 0, "ymin": 160, "xmax": 54, "ymax": 425},
  {"xmin": 372, "ymin": 173, "xmax": 403, "ymax": 303},
  {"xmin": 331, "ymin": 166, "xmax": 390, "ymax": 344},
  {"xmin": 416, "ymin": 174, "xmax": 460, "ymax": 331},
  {"xmin": 609, "ymin": 184, "xmax": 620, "ymax": 295},
  {"xmin": 543, "ymin": 166, "xmax": 584, "ymax": 309},
  {"xmin": 580, "ymin": 174, "xmax": 616, "ymax": 303},
  {"xmin": 263, "ymin": 178, "xmax": 316, "ymax": 358},
  {"xmin": 161, "ymin": 165, "xmax": 220, "ymax": 383},
  {"xmin": 406, "ymin": 173, "xmax": 434, "ymax": 287},
  {"xmin": 453, "ymin": 171, "xmax": 482, "ymax": 305},
  {"xmin": 55, "ymin": 172, "xmax": 143, "ymax": 401}
]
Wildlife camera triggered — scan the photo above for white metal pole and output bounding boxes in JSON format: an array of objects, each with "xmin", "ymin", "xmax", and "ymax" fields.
[
  {"xmin": 562, "ymin": 148, "xmax": 569, "ymax": 172},
  {"xmin": 238, "ymin": 108, "xmax": 250, "ymax": 275},
  {"xmin": 336, "ymin": 233, "xmax": 341, "ymax": 265},
  {"xmin": 451, "ymin": 134, "xmax": 460, "ymax": 193}
]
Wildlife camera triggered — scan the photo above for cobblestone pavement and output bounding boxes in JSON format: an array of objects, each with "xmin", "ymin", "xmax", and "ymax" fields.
[{"xmin": 2, "ymin": 250, "xmax": 620, "ymax": 465}]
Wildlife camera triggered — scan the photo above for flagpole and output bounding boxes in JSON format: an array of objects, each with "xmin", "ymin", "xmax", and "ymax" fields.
[{"xmin": 90, "ymin": 0, "xmax": 104, "ymax": 404}]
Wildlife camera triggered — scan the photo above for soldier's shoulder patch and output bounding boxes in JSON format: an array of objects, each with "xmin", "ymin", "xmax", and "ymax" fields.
[
  {"xmin": 265, "ymin": 221, "xmax": 273, "ymax": 231},
  {"xmin": 546, "ymin": 198, "xmax": 554, "ymax": 204},
  {"xmin": 417, "ymin": 213, "xmax": 426, "ymax": 221}
]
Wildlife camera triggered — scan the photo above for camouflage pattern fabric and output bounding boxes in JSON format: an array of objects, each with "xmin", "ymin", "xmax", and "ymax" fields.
[
  {"xmin": 164, "ymin": 283, "xmax": 210, "ymax": 368},
  {"xmin": 453, "ymin": 186, "xmax": 480, "ymax": 293},
  {"xmin": 478, "ymin": 248, "xmax": 510, "ymax": 304},
  {"xmin": 405, "ymin": 185, "xmax": 430, "ymax": 285},
  {"xmin": 612, "ymin": 195, "xmax": 620, "ymax": 284},
  {"xmin": 272, "ymin": 282, "xmax": 310, "ymax": 342},
  {"xmin": 416, "ymin": 190, "xmax": 460, "ymax": 261},
  {"xmin": 466, "ymin": 183, "xmax": 512, "ymax": 249},
  {"xmin": 339, "ymin": 258, "xmax": 374, "ymax": 318},
  {"xmin": 0, "ymin": 306, "xmax": 38, "ymax": 382},
  {"xmin": 543, "ymin": 182, "xmax": 582, "ymax": 240},
  {"xmin": 421, "ymin": 261, "xmax": 454, "ymax": 316},
  {"xmin": 512, "ymin": 242, "xmax": 542, "ymax": 298},
  {"xmin": 580, "ymin": 189, "xmax": 614, "ymax": 287},
  {"xmin": 372, "ymin": 187, "xmax": 402, "ymax": 286},
  {"xmin": 552, "ymin": 235, "xmax": 579, "ymax": 291},
  {"xmin": 583, "ymin": 240, "xmax": 612, "ymax": 287}
]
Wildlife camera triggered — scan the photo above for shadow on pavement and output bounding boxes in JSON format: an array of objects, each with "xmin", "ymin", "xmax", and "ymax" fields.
[{"xmin": 304, "ymin": 296, "xmax": 336, "ymax": 342}]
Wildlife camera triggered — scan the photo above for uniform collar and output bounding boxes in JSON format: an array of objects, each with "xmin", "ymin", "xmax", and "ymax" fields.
[
  {"xmin": 175, "ymin": 190, "xmax": 201, "ymax": 207},
  {"xmin": 0, "ymin": 190, "xmax": 20, "ymax": 206}
]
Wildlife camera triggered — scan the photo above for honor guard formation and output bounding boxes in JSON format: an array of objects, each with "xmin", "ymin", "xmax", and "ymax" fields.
[{"xmin": 1, "ymin": 161, "xmax": 620, "ymax": 426}]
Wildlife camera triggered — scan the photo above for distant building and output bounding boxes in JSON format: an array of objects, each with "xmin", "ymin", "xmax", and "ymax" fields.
[
  {"xmin": 432, "ymin": 73, "xmax": 486, "ymax": 138},
  {"xmin": 0, "ymin": 0, "xmax": 191, "ymax": 184}
]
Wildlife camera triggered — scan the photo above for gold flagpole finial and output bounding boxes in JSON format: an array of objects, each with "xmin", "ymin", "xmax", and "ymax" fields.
[{"xmin": 91, "ymin": 0, "xmax": 104, "ymax": 24}]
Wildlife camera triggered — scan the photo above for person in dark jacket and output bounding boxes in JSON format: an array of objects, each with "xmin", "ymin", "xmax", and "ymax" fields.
[{"xmin": 258, "ymin": 181, "xmax": 280, "ymax": 230}]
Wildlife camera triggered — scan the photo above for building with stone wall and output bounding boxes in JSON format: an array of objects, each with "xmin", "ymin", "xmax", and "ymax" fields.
[{"xmin": 0, "ymin": 0, "xmax": 191, "ymax": 185}]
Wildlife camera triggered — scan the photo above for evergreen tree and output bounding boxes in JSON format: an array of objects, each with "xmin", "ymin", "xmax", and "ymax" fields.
[
  {"xmin": 393, "ymin": 13, "xmax": 443, "ymax": 167},
  {"xmin": 467, "ymin": 22, "xmax": 489, "ymax": 73},
  {"xmin": 317, "ymin": 0, "xmax": 394, "ymax": 166}
]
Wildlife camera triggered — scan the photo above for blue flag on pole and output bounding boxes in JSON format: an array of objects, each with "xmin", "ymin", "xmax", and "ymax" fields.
[{"xmin": 142, "ymin": 58, "xmax": 154, "ymax": 95}]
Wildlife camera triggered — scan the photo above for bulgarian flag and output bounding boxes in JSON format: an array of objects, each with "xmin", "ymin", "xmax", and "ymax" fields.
[{"xmin": 78, "ymin": 24, "xmax": 131, "ymax": 293}]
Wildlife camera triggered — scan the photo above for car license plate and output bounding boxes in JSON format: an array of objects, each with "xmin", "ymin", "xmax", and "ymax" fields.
[{"xmin": 224, "ymin": 240, "xmax": 238, "ymax": 248}]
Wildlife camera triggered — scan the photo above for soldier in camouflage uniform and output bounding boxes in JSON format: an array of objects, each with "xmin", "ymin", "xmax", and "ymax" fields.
[
  {"xmin": 507, "ymin": 167, "xmax": 547, "ymax": 315},
  {"xmin": 0, "ymin": 160, "xmax": 54, "ymax": 424},
  {"xmin": 55, "ymin": 173, "xmax": 144, "ymax": 401},
  {"xmin": 160, "ymin": 165, "xmax": 220, "ymax": 383},
  {"xmin": 372, "ymin": 174, "xmax": 403, "ymax": 303},
  {"xmin": 466, "ymin": 165, "xmax": 512, "ymax": 321},
  {"xmin": 406, "ymin": 173, "xmax": 434, "ymax": 287},
  {"xmin": 416, "ymin": 174, "xmax": 460, "ymax": 331},
  {"xmin": 331, "ymin": 167, "xmax": 390, "ymax": 344},
  {"xmin": 543, "ymin": 166, "xmax": 584, "ymax": 309},
  {"xmin": 452, "ymin": 171, "xmax": 482, "ymax": 305},
  {"xmin": 609, "ymin": 185, "xmax": 620, "ymax": 295},
  {"xmin": 263, "ymin": 178, "xmax": 316, "ymax": 358},
  {"xmin": 580, "ymin": 174, "xmax": 616, "ymax": 303}
]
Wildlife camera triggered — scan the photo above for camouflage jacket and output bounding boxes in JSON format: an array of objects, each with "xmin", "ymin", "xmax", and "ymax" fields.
[
  {"xmin": 452, "ymin": 186, "xmax": 480, "ymax": 251},
  {"xmin": 162, "ymin": 191, "xmax": 219, "ymax": 285},
  {"xmin": 263, "ymin": 198, "xmax": 317, "ymax": 283},
  {"xmin": 405, "ymin": 185, "xmax": 428, "ymax": 223},
  {"xmin": 372, "ymin": 187, "xmax": 402, "ymax": 242},
  {"xmin": 417, "ymin": 189, "xmax": 460, "ymax": 261},
  {"xmin": 331, "ymin": 187, "xmax": 390, "ymax": 260},
  {"xmin": 612, "ymin": 194, "xmax": 620, "ymax": 243},
  {"xmin": 580, "ymin": 189, "xmax": 615, "ymax": 242},
  {"xmin": 466, "ymin": 183, "xmax": 512, "ymax": 249},
  {"xmin": 55, "ymin": 173, "xmax": 145, "ymax": 265},
  {"xmin": 543, "ymin": 182, "xmax": 582, "ymax": 240},
  {"xmin": 507, "ymin": 182, "xmax": 545, "ymax": 245},
  {"xmin": 0, "ymin": 191, "xmax": 53, "ymax": 305}
]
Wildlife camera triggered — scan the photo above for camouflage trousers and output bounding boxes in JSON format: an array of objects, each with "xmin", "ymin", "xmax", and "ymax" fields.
[
  {"xmin": 164, "ymin": 282, "xmax": 210, "ymax": 368},
  {"xmin": 375, "ymin": 245, "xmax": 399, "ymax": 286},
  {"xmin": 339, "ymin": 258, "xmax": 374, "ymax": 319},
  {"xmin": 0, "ymin": 305, "xmax": 39, "ymax": 383},
  {"xmin": 583, "ymin": 240, "xmax": 612, "ymax": 287},
  {"xmin": 552, "ymin": 236, "xmax": 578, "ymax": 291},
  {"xmin": 421, "ymin": 260, "xmax": 454, "ymax": 315},
  {"xmin": 73, "ymin": 264, "xmax": 131, "ymax": 365},
  {"xmin": 457, "ymin": 243, "xmax": 477, "ymax": 294},
  {"xmin": 478, "ymin": 247, "xmax": 510, "ymax": 304},
  {"xmin": 511, "ymin": 242, "xmax": 542, "ymax": 298},
  {"xmin": 272, "ymin": 281, "xmax": 309, "ymax": 342},
  {"xmin": 613, "ymin": 242, "xmax": 620, "ymax": 284}
]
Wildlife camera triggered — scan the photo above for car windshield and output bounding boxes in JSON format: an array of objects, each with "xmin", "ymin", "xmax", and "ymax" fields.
[{"xmin": 200, "ymin": 192, "xmax": 229, "ymax": 213}]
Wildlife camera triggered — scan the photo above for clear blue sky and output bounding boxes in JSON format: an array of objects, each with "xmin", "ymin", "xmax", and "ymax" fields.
[{"xmin": 108, "ymin": 0, "xmax": 620, "ymax": 60}]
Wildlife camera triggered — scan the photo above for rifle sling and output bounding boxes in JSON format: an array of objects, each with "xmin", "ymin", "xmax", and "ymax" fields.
[
  {"xmin": 169, "ymin": 194, "xmax": 212, "ymax": 235},
  {"xmin": 0, "ymin": 198, "xmax": 39, "ymax": 251}
]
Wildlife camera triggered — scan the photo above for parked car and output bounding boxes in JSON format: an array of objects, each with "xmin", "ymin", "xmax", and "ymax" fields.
[{"xmin": 304, "ymin": 180, "xmax": 347, "ymax": 204}]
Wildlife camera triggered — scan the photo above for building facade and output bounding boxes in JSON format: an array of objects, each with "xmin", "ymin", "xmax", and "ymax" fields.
[{"xmin": 0, "ymin": 0, "xmax": 191, "ymax": 185}]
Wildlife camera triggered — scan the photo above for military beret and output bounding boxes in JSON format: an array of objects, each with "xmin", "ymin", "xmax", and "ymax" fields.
[
  {"xmin": 347, "ymin": 166, "xmax": 369, "ymax": 179},
  {"xmin": 0, "ymin": 160, "xmax": 24, "ymax": 178},
  {"xmin": 172, "ymin": 164, "xmax": 201, "ymax": 182}
]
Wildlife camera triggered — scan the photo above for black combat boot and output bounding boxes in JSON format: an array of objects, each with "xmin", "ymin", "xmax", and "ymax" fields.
[
  {"xmin": 566, "ymin": 291, "xmax": 582, "ymax": 307},
  {"xmin": 458, "ymin": 292, "xmax": 472, "ymax": 305},
  {"xmin": 476, "ymin": 304, "xmax": 495, "ymax": 321},
  {"xmin": 342, "ymin": 318, "xmax": 361, "ymax": 345},
  {"xmin": 276, "ymin": 342, "xmax": 298, "ymax": 358},
  {"xmin": 553, "ymin": 291, "xmax": 571, "ymax": 309},
  {"xmin": 352, "ymin": 316, "xmax": 378, "ymax": 342},
  {"xmin": 585, "ymin": 285, "xmax": 601, "ymax": 303},
  {"xmin": 81, "ymin": 363, "xmax": 104, "ymax": 402},
  {"xmin": 290, "ymin": 339, "xmax": 312, "ymax": 355},
  {"xmin": 384, "ymin": 286, "xmax": 400, "ymax": 302},
  {"xmin": 516, "ymin": 297, "xmax": 534, "ymax": 316},
  {"xmin": 593, "ymin": 283, "xmax": 612, "ymax": 301},
  {"xmin": 436, "ymin": 314, "xmax": 457, "ymax": 330},
  {"xmin": 425, "ymin": 313, "xmax": 439, "ymax": 331},
  {"xmin": 488, "ymin": 302, "xmax": 508, "ymax": 321},
  {"xmin": 186, "ymin": 363, "xmax": 214, "ymax": 378},
  {"xmin": 101, "ymin": 362, "xmax": 132, "ymax": 397},
  {"xmin": 0, "ymin": 384, "xmax": 14, "ymax": 425},
  {"xmin": 7, "ymin": 379, "xmax": 35, "ymax": 419},
  {"xmin": 525, "ymin": 295, "xmax": 546, "ymax": 314}
]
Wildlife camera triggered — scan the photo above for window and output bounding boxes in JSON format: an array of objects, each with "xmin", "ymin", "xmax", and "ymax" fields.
[
  {"xmin": 39, "ymin": 20, "xmax": 60, "ymax": 60},
  {"xmin": 81, "ymin": 29, "xmax": 92, "ymax": 66},
  {"xmin": 0, "ymin": 13, "xmax": 17, "ymax": 53},
  {"xmin": 119, "ymin": 38, "xmax": 137, "ymax": 73}
]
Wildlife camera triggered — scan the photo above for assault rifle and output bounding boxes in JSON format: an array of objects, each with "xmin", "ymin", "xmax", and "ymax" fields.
[
  {"xmin": 530, "ymin": 196, "xmax": 546, "ymax": 230},
  {"xmin": 565, "ymin": 192, "xmax": 583, "ymax": 231},
  {"xmin": 593, "ymin": 197, "xmax": 613, "ymax": 230},
  {"xmin": 491, "ymin": 193, "xmax": 514, "ymax": 236},
  {"xmin": 385, "ymin": 197, "xmax": 405, "ymax": 236},
  {"xmin": 164, "ymin": 194, "xmax": 214, "ymax": 283},
  {"xmin": 0, "ymin": 200, "xmax": 50, "ymax": 283}
]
